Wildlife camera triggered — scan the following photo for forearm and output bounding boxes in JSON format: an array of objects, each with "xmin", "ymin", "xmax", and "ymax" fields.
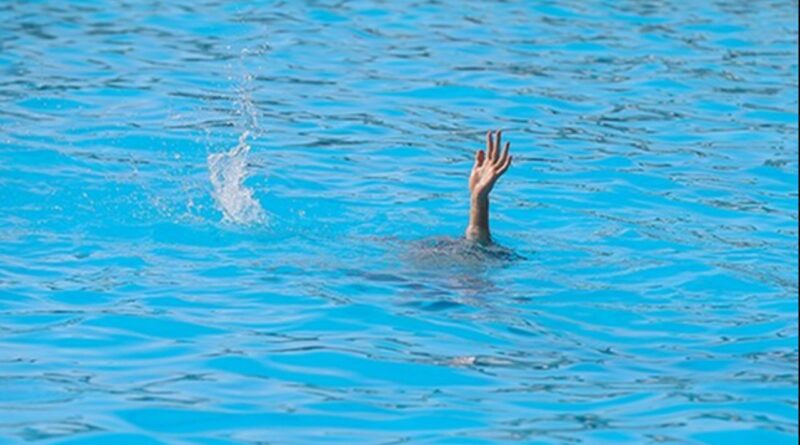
[{"xmin": 466, "ymin": 193, "xmax": 491, "ymax": 244}]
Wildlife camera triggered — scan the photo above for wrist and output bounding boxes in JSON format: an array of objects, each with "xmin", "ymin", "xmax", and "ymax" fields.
[{"xmin": 470, "ymin": 191, "xmax": 489, "ymax": 205}]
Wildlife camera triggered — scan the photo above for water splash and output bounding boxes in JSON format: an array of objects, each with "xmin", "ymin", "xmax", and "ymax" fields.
[{"xmin": 207, "ymin": 130, "xmax": 266, "ymax": 225}]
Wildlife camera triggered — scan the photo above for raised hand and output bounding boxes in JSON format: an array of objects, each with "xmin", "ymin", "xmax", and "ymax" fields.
[
  {"xmin": 465, "ymin": 130, "xmax": 513, "ymax": 245},
  {"xmin": 469, "ymin": 130, "xmax": 512, "ymax": 200}
]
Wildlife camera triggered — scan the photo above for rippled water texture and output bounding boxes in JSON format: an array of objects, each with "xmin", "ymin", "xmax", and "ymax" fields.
[{"xmin": 0, "ymin": 1, "xmax": 798, "ymax": 444}]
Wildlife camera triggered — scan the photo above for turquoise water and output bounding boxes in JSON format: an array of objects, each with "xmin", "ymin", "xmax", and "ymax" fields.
[{"xmin": 1, "ymin": 0, "xmax": 798, "ymax": 443}]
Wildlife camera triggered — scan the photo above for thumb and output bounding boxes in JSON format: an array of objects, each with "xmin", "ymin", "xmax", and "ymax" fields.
[{"xmin": 474, "ymin": 150, "xmax": 485, "ymax": 167}]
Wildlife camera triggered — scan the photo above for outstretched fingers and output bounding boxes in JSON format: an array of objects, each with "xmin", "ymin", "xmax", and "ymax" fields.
[
  {"xmin": 494, "ymin": 130, "xmax": 502, "ymax": 162},
  {"xmin": 497, "ymin": 153, "xmax": 512, "ymax": 176},
  {"xmin": 498, "ymin": 141, "xmax": 510, "ymax": 166},
  {"xmin": 486, "ymin": 130, "xmax": 495, "ymax": 160},
  {"xmin": 482, "ymin": 129, "xmax": 512, "ymax": 175}
]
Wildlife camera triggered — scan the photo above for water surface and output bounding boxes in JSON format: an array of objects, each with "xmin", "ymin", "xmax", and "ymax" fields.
[{"xmin": 0, "ymin": 1, "xmax": 798, "ymax": 444}]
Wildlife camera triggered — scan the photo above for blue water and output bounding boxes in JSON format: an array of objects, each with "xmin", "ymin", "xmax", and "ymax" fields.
[{"xmin": 1, "ymin": 1, "xmax": 798, "ymax": 444}]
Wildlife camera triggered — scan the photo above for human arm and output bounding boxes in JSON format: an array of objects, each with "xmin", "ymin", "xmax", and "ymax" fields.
[{"xmin": 465, "ymin": 130, "xmax": 512, "ymax": 245}]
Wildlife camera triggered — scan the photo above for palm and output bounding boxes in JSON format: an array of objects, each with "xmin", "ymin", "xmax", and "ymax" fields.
[
  {"xmin": 469, "ymin": 130, "xmax": 512, "ymax": 199},
  {"xmin": 470, "ymin": 161, "xmax": 500, "ymax": 196}
]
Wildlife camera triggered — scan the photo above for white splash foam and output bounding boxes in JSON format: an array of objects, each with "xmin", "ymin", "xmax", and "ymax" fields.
[{"xmin": 207, "ymin": 131, "xmax": 266, "ymax": 225}]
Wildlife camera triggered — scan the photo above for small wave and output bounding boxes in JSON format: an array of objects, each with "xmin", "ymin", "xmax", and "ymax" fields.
[{"xmin": 207, "ymin": 131, "xmax": 266, "ymax": 225}]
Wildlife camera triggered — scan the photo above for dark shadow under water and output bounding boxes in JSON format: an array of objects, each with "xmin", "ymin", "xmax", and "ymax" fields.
[
  {"xmin": 406, "ymin": 236, "xmax": 526, "ymax": 270},
  {"xmin": 340, "ymin": 236, "xmax": 526, "ymax": 310},
  {"xmin": 402, "ymin": 236, "xmax": 526, "ymax": 308}
]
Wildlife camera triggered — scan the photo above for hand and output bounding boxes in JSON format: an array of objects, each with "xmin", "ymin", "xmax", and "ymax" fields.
[{"xmin": 469, "ymin": 130, "xmax": 512, "ymax": 201}]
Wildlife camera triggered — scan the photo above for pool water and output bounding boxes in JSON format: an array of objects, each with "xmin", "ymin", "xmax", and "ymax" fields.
[{"xmin": 0, "ymin": 1, "xmax": 797, "ymax": 444}]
